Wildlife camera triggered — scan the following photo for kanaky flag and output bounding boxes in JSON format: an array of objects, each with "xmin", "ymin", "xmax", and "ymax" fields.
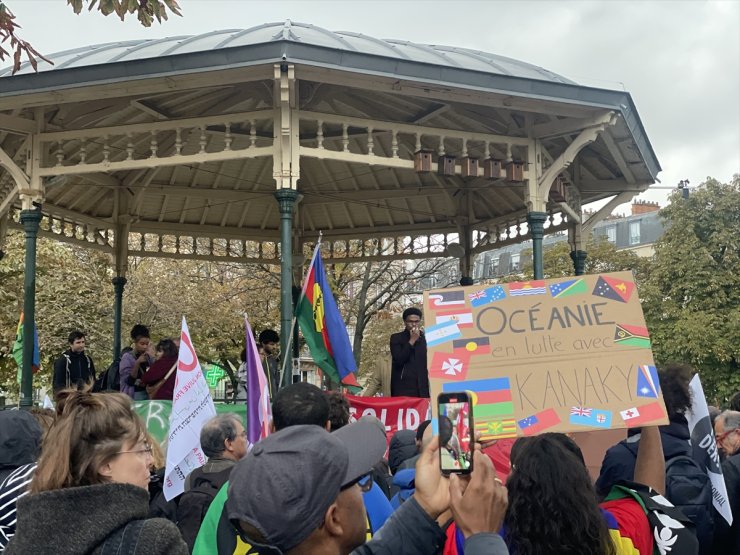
[
  {"xmin": 12, "ymin": 312, "xmax": 40, "ymax": 384},
  {"xmin": 296, "ymin": 244, "xmax": 359, "ymax": 390},
  {"xmin": 593, "ymin": 275, "xmax": 635, "ymax": 303}
]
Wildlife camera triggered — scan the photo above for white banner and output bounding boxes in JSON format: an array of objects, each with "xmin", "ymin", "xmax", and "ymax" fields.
[
  {"xmin": 686, "ymin": 374, "xmax": 733, "ymax": 525},
  {"xmin": 163, "ymin": 316, "xmax": 217, "ymax": 500}
]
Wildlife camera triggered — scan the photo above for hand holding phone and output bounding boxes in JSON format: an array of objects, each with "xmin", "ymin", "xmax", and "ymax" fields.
[{"xmin": 438, "ymin": 392, "xmax": 474, "ymax": 474}]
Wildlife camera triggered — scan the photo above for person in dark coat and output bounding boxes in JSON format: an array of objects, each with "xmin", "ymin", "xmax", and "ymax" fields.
[
  {"xmin": 390, "ymin": 307, "xmax": 428, "ymax": 398},
  {"xmin": 0, "ymin": 411, "xmax": 41, "ymax": 486},
  {"xmin": 711, "ymin": 410, "xmax": 740, "ymax": 554},
  {"xmin": 52, "ymin": 330, "xmax": 96, "ymax": 393},
  {"xmin": 6, "ymin": 389, "xmax": 187, "ymax": 555}
]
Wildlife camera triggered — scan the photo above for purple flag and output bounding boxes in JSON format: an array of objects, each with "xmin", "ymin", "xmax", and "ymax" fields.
[{"xmin": 245, "ymin": 316, "xmax": 271, "ymax": 446}]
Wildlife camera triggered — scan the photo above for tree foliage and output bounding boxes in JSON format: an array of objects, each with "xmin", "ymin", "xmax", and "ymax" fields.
[
  {"xmin": 0, "ymin": 0, "xmax": 181, "ymax": 74},
  {"xmin": 640, "ymin": 176, "xmax": 740, "ymax": 404}
]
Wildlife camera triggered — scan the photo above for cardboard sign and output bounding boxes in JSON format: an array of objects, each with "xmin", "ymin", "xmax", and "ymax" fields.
[{"xmin": 424, "ymin": 272, "xmax": 668, "ymax": 437}]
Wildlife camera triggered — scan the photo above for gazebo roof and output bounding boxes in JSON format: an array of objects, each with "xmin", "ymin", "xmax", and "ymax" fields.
[
  {"xmin": 0, "ymin": 21, "xmax": 659, "ymax": 266},
  {"xmin": 2, "ymin": 20, "xmax": 575, "ymax": 85}
]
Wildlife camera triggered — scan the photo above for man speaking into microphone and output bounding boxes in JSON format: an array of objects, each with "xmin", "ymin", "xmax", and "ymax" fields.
[{"xmin": 390, "ymin": 307, "xmax": 428, "ymax": 398}]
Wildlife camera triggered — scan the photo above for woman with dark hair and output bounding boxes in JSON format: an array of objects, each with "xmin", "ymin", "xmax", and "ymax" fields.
[
  {"xmin": 141, "ymin": 339, "xmax": 179, "ymax": 401},
  {"xmin": 119, "ymin": 324, "xmax": 154, "ymax": 400},
  {"xmin": 5, "ymin": 389, "xmax": 187, "ymax": 554},
  {"xmin": 506, "ymin": 434, "xmax": 616, "ymax": 555}
]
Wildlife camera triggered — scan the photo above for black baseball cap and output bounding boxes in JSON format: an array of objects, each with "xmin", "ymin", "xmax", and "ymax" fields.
[{"xmin": 226, "ymin": 416, "xmax": 386, "ymax": 552}]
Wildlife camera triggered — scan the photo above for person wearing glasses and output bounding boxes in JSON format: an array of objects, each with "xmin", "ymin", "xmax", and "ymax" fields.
[
  {"xmin": 177, "ymin": 414, "xmax": 247, "ymax": 551},
  {"xmin": 5, "ymin": 389, "xmax": 187, "ymax": 554},
  {"xmin": 712, "ymin": 410, "xmax": 740, "ymax": 552}
]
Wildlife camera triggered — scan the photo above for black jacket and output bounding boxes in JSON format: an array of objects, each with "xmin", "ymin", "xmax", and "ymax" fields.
[
  {"xmin": 0, "ymin": 411, "xmax": 41, "ymax": 485},
  {"xmin": 6, "ymin": 482, "xmax": 187, "ymax": 555},
  {"xmin": 52, "ymin": 350, "xmax": 96, "ymax": 391},
  {"xmin": 711, "ymin": 452, "xmax": 740, "ymax": 554},
  {"xmin": 389, "ymin": 330, "xmax": 428, "ymax": 398}
]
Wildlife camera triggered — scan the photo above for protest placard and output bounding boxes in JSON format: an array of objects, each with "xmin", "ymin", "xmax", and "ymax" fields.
[
  {"xmin": 425, "ymin": 271, "xmax": 668, "ymax": 437},
  {"xmin": 163, "ymin": 316, "xmax": 217, "ymax": 500}
]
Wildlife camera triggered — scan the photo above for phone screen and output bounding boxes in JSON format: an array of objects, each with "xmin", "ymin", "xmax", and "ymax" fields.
[{"xmin": 438, "ymin": 394, "xmax": 473, "ymax": 473}]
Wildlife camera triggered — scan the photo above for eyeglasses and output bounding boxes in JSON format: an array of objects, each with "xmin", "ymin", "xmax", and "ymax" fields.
[
  {"xmin": 115, "ymin": 442, "xmax": 153, "ymax": 458},
  {"xmin": 341, "ymin": 472, "xmax": 373, "ymax": 493},
  {"xmin": 716, "ymin": 429, "xmax": 738, "ymax": 444}
]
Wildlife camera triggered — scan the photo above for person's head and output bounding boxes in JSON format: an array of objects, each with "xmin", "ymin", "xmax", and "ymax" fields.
[
  {"xmin": 708, "ymin": 406, "xmax": 721, "ymax": 430},
  {"xmin": 67, "ymin": 330, "xmax": 86, "ymax": 353},
  {"xmin": 729, "ymin": 392, "xmax": 740, "ymax": 412},
  {"xmin": 715, "ymin": 410, "xmax": 740, "ymax": 457},
  {"xmin": 271, "ymin": 382, "xmax": 330, "ymax": 432},
  {"xmin": 200, "ymin": 414, "xmax": 248, "ymax": 462},
  {"xmin": 155, "ymin": 338, "xmax": 178, "ymax": 360},
  {"xmin": 258, "ymin": 329, "xmax": 280, "ymax": 356},
  {"xmin": 31, "ymin": 389, "xmax": 151, "ymax": 493},
  {"xmin": 416, "ymin": 420, "xmax": 431, "ymax": 452},
  {"xmin": 227, "ymin": 418, "xmax": 386, "ymax": 555},
  {"xmin": 0, "ymin": 411, "xmax": 43, "ymax": 476},
  {"xmin": 130, "ymin": 324, "xmax": 150, "ymax": 355},
  {"xmin": 147, "ymin": 431, "xmax": 165, "ymax": 471},
  {"xmin": 388, "ymin": 429, "xmax": 417, "ymax": 474},
  {"xmin": 326, "ymin": 391, "xmax": 351, "ymax": 431},
  {"xmin": 239, "ymin": 348, "xmax": 247, "ymax": 364},
  {"xmin": 657, "ymin": 363, "xmax": 693, "ymax": 419},
  {"xmin": 402, "ymin": 307, "xmax": 422, "ymax": 333},
  {"xmin": 505, "ymin": 433, "xmax": 614, "ymax": 555}
]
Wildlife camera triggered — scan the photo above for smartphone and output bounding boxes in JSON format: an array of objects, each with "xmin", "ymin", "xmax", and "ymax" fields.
[{"xmin": 437, "ymin": 392, "xmax": 474, "ymax": 474}]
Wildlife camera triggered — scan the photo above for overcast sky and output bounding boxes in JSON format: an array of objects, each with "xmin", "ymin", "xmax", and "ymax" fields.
[{"xmin": 7, "ymin": 0, "xmax": 740, "ymax": 211}]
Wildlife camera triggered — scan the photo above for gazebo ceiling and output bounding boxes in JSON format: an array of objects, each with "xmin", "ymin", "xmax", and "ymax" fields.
[{"xmin": 0, "ymin": 21, "xmax": 659, "ymax": 264}]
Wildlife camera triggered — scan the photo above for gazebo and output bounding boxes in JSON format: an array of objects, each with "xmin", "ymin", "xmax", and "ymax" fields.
[{"xmin": 0, "ymin": 21, "xmax": 660, "ymax": 406}]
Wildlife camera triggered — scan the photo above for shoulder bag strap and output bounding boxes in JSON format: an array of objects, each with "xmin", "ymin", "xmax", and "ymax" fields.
[{"xmin": 147, "ymin": 361, "xmax": 178, "ymax": 399}]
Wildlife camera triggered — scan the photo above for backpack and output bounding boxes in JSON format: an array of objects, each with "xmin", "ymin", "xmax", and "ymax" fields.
[
  {"xmin": 177, "ymin": 466, "xmax": 233, "ymax": 552},
  {"xmin": 99, "ymin": 519, "xmax": 146, "ymax": 554},
  {"xmin": 665, "ymin": 455, "xmax": 714, "ymax": 554},
  {"xmin": 95, "ymin": 347, "xmax": 133, "ymax": 392}
]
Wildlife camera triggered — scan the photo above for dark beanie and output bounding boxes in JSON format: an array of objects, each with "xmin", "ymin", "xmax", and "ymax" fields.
[{"xmin": 402, "ymin": 307, "xmax": 422, "ymax": 321}]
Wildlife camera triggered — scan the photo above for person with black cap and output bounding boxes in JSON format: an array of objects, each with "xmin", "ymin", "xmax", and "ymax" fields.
[
  {"xmin": 390, "ymin": 307, "xmax": 428, "ymax": 398},
  {"xmin": 226, "ymin": 416, "xmax": 510, "ymax": 555}
]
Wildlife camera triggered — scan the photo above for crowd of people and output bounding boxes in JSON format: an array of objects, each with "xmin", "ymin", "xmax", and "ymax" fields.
[{"xmin": 1, "ymin": 319, "xmax": 739, "ymax": 554}]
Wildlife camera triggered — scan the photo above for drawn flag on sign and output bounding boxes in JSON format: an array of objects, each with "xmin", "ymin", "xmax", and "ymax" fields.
[
  {"xmin": 569, "ymin": 407, "xmax": 613, "ymax": 428},
  {"xmin": 475, "ymin": 418, "xmax": 517, "ymax": 441},
  {"xmin": 592, "ymin": 275, "xmax": 635, "ymax": 303},
  {"xmin": 452, "ymin": 337, "xmax": 491, "ymax": 356},
  {"xmin": 509, "ymin": 280, "xmax": 547, "ymax": 296},
  {"xmin": 614, "ymin": 324, "xmax": 651, "ymax": 348},
  {"xmin": 517, "ymin": 408, "xmax": 561, "ymax": 436},
  {"xmin": 429, "ymin": 351, "xmax": 470, "ymax": 381},
  {"xmin": 620, "ymin": 401, "xmax": 665, "ymax": 427},
  {"xmin": 636, "ymin": 364, "xmax": 661, "ymax": 398},
  {"xmin": 444, "ymin": 378, "xmax": 513, "ymax": 418},
  {"xmin": 435, "ymin": 308, "xmax": 473, "ymax": 328},
  {"xmin": 469, "ymin": 285, "xmax": 506, "ymax": 308},
  {"xmin": 425, "ymin": 320, "xmax": 462, "ymax": 347},
  {"xmin": 428, "ymin": 290, "xmax": 466, "ymax": 309},
  {"xmin": 549, "ymin": 278, "xmax": 588, "ymax": 298}
]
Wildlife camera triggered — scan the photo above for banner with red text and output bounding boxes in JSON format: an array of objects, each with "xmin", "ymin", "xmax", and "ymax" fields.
[{"xmin": 347, "ymin": 394, "xmax": 430, "ymax": 445}]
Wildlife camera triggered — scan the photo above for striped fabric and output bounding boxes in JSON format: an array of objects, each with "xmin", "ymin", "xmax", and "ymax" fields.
[{"xmin": 0, "ymin": 463, "xmax": 37, "ymax": 551}]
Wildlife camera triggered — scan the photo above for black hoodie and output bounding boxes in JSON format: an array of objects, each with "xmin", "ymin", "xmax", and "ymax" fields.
[{"xmin": 52, "ymin": 349, "xmax": 96, "ymax": 392}]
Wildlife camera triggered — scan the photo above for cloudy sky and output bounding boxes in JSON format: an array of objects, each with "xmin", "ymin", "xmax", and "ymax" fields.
[{"xmin": 7, "ymin": 0, "xmax": 740, "ymax": 210}]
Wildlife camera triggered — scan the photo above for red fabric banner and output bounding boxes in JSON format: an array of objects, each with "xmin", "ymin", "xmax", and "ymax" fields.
[{"xmin": 346, "ymin": 395, "xmax": 431, "ymax": 445}]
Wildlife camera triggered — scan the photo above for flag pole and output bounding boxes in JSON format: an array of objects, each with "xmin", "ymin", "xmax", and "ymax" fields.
[{"xmin": 278, "ymin": 232, "xmax": 322, "ymax": 388}]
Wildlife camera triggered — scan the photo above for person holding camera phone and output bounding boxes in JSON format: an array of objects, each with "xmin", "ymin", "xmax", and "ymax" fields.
[{"xmin": 390, "ymin": 307, "xmax": 429, "ymax": 398}]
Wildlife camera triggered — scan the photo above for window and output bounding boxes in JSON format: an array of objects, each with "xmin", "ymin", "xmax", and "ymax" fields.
[
  {"xmin": 629, "ymin": 221, "xmax": 641, "ymax": 245},
  {"xmin": 606, "ymin": 226, "xmax": 617, "ymax": 243},
  {"xmin": 489, "ymin": 257, "xmax": 499, "ymax": 277},
  {"xmin": 511, "ymin": 253, "xmax": 521, "ymax": 272}
]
